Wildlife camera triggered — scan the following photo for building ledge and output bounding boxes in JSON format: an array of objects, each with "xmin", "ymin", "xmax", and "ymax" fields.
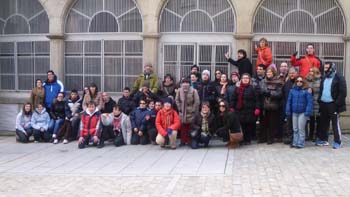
[
  {"xmin": 142, "ymin": 33, "xmax": 160, "ymax": 39},
  {"xmin": 46, "ymin": 34, "xmax": 65, "ymax": 40},
  {"xmin": 234, "ymin": 33, "xmax": 254, "ymax": 40}
]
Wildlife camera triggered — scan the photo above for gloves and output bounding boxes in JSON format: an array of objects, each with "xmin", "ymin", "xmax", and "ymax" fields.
[
  {"xmin": 167, "ymin": 128, "xmax": 172, "ymax": 135},
  {"xmin": 230, "ymin": 108, "xmax": 235, "ymax": 112},
  {"xmin": 254, "ymin": 109, "xmax": 261, "ymax": 116},
  {"xmin": 292, "ymin": 51, "xmax": 298, "ymax": 56}
]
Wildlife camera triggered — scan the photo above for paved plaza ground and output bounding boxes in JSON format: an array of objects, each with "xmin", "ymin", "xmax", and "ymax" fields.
[{"xmin": 0, "ymin": 136, "xmax": 350, "ymax": 196}]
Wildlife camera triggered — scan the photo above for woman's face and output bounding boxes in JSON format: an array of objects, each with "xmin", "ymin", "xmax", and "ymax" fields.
[
  {"xmin": 165, "ymin": 76, "xmax": 172, "ymax": 83},
  {"xmin": 266, "ymin": 70, "xmax": 274, "ymax": 79},
  {"xmin": 309, "ymin": 69, "xmax": 314, "ymax": 77},
  {"xmin": 37, "ymin": 104, "xmax": 43, "ymax": 112},
  {"xmin": 163, "ymin": 102, "xmax": 171, "ymax": 110},
  {"xmin": 90, "ymin": 86, "xmax": 96, "ymax": 94},
  {"xmin": 296, "ymin": 77, "xmax": 303, "ymax": 87},
  {"xmin": 36, "ymin": 80, "xmax": 42, "ymax": 88},
  {"xmin": 220, "ymin": 74, "xmax": 227, "ymax": 82},
  {"xmin": 219, "ymin": 102, "xmax": 226, "ymax": 112},
  {"xmin": 148, "ymin": 102, "xmax": 155, "ymax": 109},
  {"xmin": 24, "ymin": 104, "xmax": 31, "ymax": 112},
  {"xmin": 241, "ymin": 75, "xmax": 250, "ymax": 84},
  {"xmin": 57, "ymin": 93, "xmax": 64, "ymax": 101},
  {"xmin": 190, "ymin": 75, "xmax": 197, "ymax": 82},
  {"xmin": 259, "ymin": 40, "xmax": 266, "ymax": 48}
]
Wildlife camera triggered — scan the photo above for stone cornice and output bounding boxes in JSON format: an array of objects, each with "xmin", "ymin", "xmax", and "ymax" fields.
[
  {"xmin": 343, "ymin": 35, "xmax": 350, "ymax": 41},
  {"xmin": 234, "ymin": 33, "xmax": 254, "ymax": 40},
  {"xmin": 141, "ymin": 33, "xmax": 160, "ymax": 39}
]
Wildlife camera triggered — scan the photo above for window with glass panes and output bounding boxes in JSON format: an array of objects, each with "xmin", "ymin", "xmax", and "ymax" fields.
[
  {"xmin": 65, "ymin": 0, "xmax": 143, "ymax": 92},
  {"xmin": 0, "ymin": 0, "xmax": 49, "ymax": 90},
  {"xmin": 252, "ymin": 0, "xmax": 345, "ymax": 74},
  {"xmin": 159, "ymin": 0, "xmax": 235, "ymax": 81}
]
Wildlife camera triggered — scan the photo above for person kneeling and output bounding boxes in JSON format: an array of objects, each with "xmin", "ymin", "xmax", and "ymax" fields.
[
  {"xmin": 190, "ymin": 101, "xmax": 214, "ymax": 149},
  {"xmin": 100, "ymin": 104, "xmax": 132, "ymax": 148},
  {"xmin": 78, "ymin": 101, "xmax": 101, "ymax": 149},
  {"xmin": 155, "ymin": 98, "xmax": 181, "ymax": 149}
]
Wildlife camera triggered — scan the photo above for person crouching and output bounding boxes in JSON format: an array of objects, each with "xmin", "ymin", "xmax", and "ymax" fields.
[{"xmin": 78, "ymin": 101, "xmax": 101, "ymax": 149}]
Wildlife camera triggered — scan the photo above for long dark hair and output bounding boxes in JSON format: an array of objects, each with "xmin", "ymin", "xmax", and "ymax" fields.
[
  {"xmin": 89, "ymin": 83, "xmax": 99, "ymax": 98},
  {"xmin": 22, "ymin": 102, "xmax": 33, "ymax": 116}
]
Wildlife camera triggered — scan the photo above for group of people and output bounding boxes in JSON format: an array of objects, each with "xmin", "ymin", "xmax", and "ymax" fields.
[{"xmin": 15, "ymin": 38, "xmax": 347, "ymax": 150}]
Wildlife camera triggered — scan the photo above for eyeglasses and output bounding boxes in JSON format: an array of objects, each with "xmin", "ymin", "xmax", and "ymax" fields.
[
  {"xmin": 219, "ymin": 105, "xmax": 226, "ymax": 107},
  {"xmin": 296, "ymin": 80, "xmax": 303, "ymax": 83},
  {"xmin": 140, "ymin": 102, "xmax": 146, "ymax": 105}
]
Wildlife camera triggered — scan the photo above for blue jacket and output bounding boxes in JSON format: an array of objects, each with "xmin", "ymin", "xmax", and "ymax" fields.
[
  {"xmin": 130, "ymin": 107, "xmax": 149, "ymax": 130},
  {"xmin": 43, "ymin": 76, "xmax": 64, "ymax": 109},
  {"xmin": 286, "ymin": 86, "xmax": 313, "ymax": 117},
  {"xmin": 31, "ymin": 108, "xmax": 50, "ymax": 130}
]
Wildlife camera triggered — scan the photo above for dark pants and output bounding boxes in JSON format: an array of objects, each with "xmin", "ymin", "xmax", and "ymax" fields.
[
  {"xmin": 262, "ymin": 110, "xmax": 280, "ymax": 143},
  {"xmin": 58, "ymin": 120, "xmax": 72, "ymax": 140},
  {"xmin": 33, "ymin": 129, "xmax": 51, "ymax": 142},
  {"xmin": 241, "ymin": 123, "xmax": 255, "ymax": 143},
  {"xmin": 319, "ymin": 102, "xmax": 342, "ymax": 144},
  {"xmin": 309, "ymin": 115, "xmax": 320, "ymax": 140},
  {"xmin": 101, "ymin": 125, "xmax": 115, "ymax": 141},
  {"xmin": 70, "ymin": 116, "xmax": 80, "ymax": 140},
  {"xmin": 78, "ymin": 135, "xmax": 98, "ymax": 149},
  {"xmin": 148, "ymin": 128, "xmax": 157, "ymax": 143},
  {"xmin": 16, "ymin": 128, "xmax": 33, "ymax": 143},
  {"xmin": 180, "ymin": 123, "xmax": 191, "ymax": 144},
  {"xmin": 216, "ymin": 127, "xmax": 229, "ymax": 142},
  {"xmin": 191, "ymin": 134, "xmax": 211, "ymax": 149},
  {"xmin": 131, "ymin": 131, "xmax": 149, "ymax": 145},
  {"xmin": 283, "ymin": 116, "xmax": 293, "ymax": 144}
]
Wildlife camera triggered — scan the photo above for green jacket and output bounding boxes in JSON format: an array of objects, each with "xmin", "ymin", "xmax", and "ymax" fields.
[{"xmin": 132, "ymin": 72, "xmax": 159, "ymax": 94}]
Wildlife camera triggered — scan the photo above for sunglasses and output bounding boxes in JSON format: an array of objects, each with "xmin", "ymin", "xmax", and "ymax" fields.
[
  {"xmin": 219, "ymin": 105, "xmax": 226, "ymax": 107},
  {"xmin": 296, "ymin": 80, "xmax": 303, "ymax": 83},
  {"xmin": 140, "ymin": 102, "xmax": 146, "ymax": 104}
]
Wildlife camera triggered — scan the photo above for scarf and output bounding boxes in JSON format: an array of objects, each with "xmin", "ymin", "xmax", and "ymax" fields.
[
  {"xmin": 180, "ymin": 84, "xmax": 190, "ymax": 123},
  {"xmin": 201, "ymin": 111, "xmax": 209, "ymax": 134},
  {"xmin": 220, "ymin": 81, "xmax": 228, "ymax": 95},
  {"xmin": 237, "ymin": 83, "xmax": 249, "ymax": 110},
  {"xmin": 113, "ymin": 113, "xmax": 122, "ymax": 131}
]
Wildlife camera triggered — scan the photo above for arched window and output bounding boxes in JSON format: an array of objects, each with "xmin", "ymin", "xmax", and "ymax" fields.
[
  {"xmin": 0, "ymin": 0, "xmax": 49, "ymax": 90},
  {"xmin": 159, "ymin": 0, "xmax": 236, "ymax": 81},
  {"xmin": 252, "ymin": 0, "xmax": 345, "ymax": 74},
  {"xmin": 65, "ymin": 0, "xmax": 143, "ymax": 92}
]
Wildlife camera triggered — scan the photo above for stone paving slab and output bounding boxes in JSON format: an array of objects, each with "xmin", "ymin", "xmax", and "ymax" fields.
[{"xmin": 0, "ymin": 136, "xmax": 350, "ymax": 196}]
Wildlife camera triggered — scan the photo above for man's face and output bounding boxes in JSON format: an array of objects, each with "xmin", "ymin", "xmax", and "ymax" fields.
[
  {"xmin": 139, "ymin": 101, "xmax": 146, "ymax": 108},
  {"xmin": 144, "ymin": 65, "xmax": 152, "ymax": 73},
  {"xmin": 279, "ymin": 63, "xmax": 288, "ymax": 74},
  {"xmin": 257, "ymin": 67, "xmax": 265, "ymax": 76},
  {"xmin": 57, "ymin": 93, "xmax": 64, "ymax": 101},
  {"xmin": 237, "ymin": 52, "xmax": 244, "ymax": 60},
  {"xmin": 123, "ymin": 90, "xmax": 130, "ymax": 97},
  {"xmin": 47, "ymin": 72, "xmax": 54, "ymax": 81},
  {"xmin": 306, "ymin": 45, "xmax": 314, "ymax": 55},
  {"xmin": 201, "ymin": 105, "xmax": 210, "ymax": 113},
  {"xmin": 231, "ymin": 75, "xmax": 239, "ymax": 83},
  {"xmin": 155, "ymin": 102, "xmax": 162, "ymax": 111},
  {"xmin": 289, "ymin": 70, "xmax": 297, "ymax": 79},
  {"xmin": 71, "ymin": 92, "xmax": 78, "ymax": 100},
  {"xmin": 202, "ymin": 74, "xmax": 209, "ymax": 81},
  {"xmin": 163, "ymin": 102, "xmax": 171, "ymax": 110},
  {"xmin": 148, "ymin": 102, "xmax": 155, "ymax": 110},
  {"xmin": 102, "ymin": 93, "xmax": 109, "ymax": 102},
  {"xmin": 88, "ymin": 104, "xmax": 95, "ymax": 113},
  {"xmin": 191, "ymin": 67, "xmax": 198, "ymax": 74},
  {"xmin": 190, "ymin": 74, "xmax": 197, "ymax": 82},
  {"xmin": 324, "ymin": 64, "xmax": 330, "ymax": 72}
]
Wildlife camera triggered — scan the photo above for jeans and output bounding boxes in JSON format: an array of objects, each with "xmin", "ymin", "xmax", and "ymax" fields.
[
  {"xmin": 292, "ymin": 113, "xmax": 308, "ymax": 147},
  {"xmin": 49, "ymin": 118, "xmax": 65, "ymax": 136},
  {"xmin": 16, "ymin": 128, "xmax": 33, "ymax": 143}
]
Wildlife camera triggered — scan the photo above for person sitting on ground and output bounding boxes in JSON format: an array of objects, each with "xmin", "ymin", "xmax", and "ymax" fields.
[
  {"xmin": 100, "ymin": 104, "xmax": 132, "ymax": 147},
  {"xmin": 31, "ymin": 103, "xmax": 50, "ymax": 142},
  {"xmin": 78, "ymin": 101, "xmax": 101, "ymax": 149},
  {"xmin": 155, "ymin": 98, "xmax": 181, "ymax": 149},
  {"xmin": 190, "ymin": 101, "xmax": 215, "ymax": 149},
  {"xmin": 16, "ymin": 102, "xmax": 33, "ymax": 143},
  {"xmin": 62, "ymin": 89, "xmax": 82, "ymax": 142}
]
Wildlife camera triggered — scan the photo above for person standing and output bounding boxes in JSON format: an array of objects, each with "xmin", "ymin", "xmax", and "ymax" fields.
[
  {"xmin": 175, "ymin": 78, "xmax": 200, "ymax": 145},
  {"xmin": 306, "ymin": 67, "xmax": 321, "ymax": 141},
  {"xmin": 317, "ymin": 62, "xmax": 347, "ymax": 149},
  {"xmin": 117, "ymin": 87, "xmax": 135, "ymax": 116},
  {"xmin": 291, "ymin": 43, "xmax": 321, "ymax": 78},
  {"xmin": 30, "ymin": 79, "xmax": 45, "ymax": 110},
  {"xmin": 225, "ymin": 49, "xmax": 253, "ymax": 76},
  {"xmin": 255, "ymin": 38, "xmax": 273, "ymax": 70},
  {"xmin": 43, "ymin": 70, "xmax": 64, "ymax": 112},
  {"xmin": 286, "ymin": 76, "xmax": 313, "ymax": 148}
]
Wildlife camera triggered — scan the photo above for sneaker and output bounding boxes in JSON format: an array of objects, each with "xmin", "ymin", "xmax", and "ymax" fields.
[
  {"xmin": 316, "ymin": 139, "xmax": 324, "ymax": 146},
  {"xmin": 63, "ymin": 139, "xmax": 68, "ymax": 144},
  {"xmin": 34, "ymin": 140, "xmax": 39, "ymax": 143},
  {"xmin": 97, "ymin": 140, "xmax": 105, "ymax": 148},
  {"xmin": 52, "ymin": 134, "xmax": 57, "ymax": 139},
  {"xmin": 333, "ymin": 142, "xmax": 341, "ymax": 149},
  {"xmin": 53, "ymin": 139, "xmax": 58, "ymax": 144},
  {"xmin": 323, "ymin": 141, "xmax": 329, "ymax": 146}
]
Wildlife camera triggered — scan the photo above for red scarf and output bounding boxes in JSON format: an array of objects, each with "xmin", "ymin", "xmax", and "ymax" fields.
[{"xmin": 237, "ymin": 83, "xmax": 249, "ymax": 110}]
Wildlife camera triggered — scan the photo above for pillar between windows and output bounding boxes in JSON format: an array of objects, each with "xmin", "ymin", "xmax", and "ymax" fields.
[
  {"xmin": 142, "ymin": 33, "xmax": 160, "ymax": 75},
  {"xmin": 47, "ymin": 34, "xmax": 65, "ymax": 81},
  {"xmin": 234, "ymin": 33, "xmax": 254, "ymax": 59}
]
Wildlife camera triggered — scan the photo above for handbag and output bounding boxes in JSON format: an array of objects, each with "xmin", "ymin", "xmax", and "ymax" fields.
[{"xmin": 114, "ymin": 130, "xmax": 124, "ymax": 147}]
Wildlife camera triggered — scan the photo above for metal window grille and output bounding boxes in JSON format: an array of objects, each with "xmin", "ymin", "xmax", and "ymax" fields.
[
  {"xmin": 160, "ymin": 0, "xmax": 235, "ymax": 32},
  {"xmin": 162, "ymin": 43, "xmax": 230, "ymax": 82},
  {"xmin": 0, "ymin": 0, "xmax": 49, "ymax": 91}
]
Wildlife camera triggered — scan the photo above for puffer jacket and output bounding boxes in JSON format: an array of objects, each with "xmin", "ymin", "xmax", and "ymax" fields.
[
  {"xmin": 286, "ymin": 86, "xmax": 313, "ymax": 117},
  {"xmin": 255, "ymin": 46, "xmax": 272, "ymax": 69},
  {"xmin": 31, "ymin": 108, "xmax": 50, "ymax": 130},
  {"xmin": 50, "ymin": 100, "xmax": 66, "ymax": 119},
  {"xmin": 65, "ymin": 96, "xmax": 82, "ymax": 119},
  {"xmin": 43, "ymin": 76, "xmax": 64, "ymax": 109},
  {"xmin": 306, "ymin": 75, "xmax": 321, "ymax": 115},
  {"xmin": 79, "ymin": 108, "xmax": 101, "ymax": 137},
  {"xmin": 130, "ymin": 107, "xmax": 149, "ymax": 130},
  {"xmin": 260, "ymin": 77, "xmax": 283, "ymax": 111},
  {"xmin": 291, "ymin": 54, "xmax": 321, "ymax": 77},
  {"xmin": 155, "ymin": 108, "xmax": 181, "ymax": 137}
]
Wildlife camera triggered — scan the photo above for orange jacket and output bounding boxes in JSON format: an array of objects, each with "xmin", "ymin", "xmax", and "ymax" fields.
[
  {"xmin": 155, "ymin": 108, "xmax": 181, "ymax": 137},
  {"xmin": 291, "ymin": 54, "xmax": 321, "ymax": 77},
  {"xmin": 256, "ymin": 46, "xmax": 272, "ymax": 69}
]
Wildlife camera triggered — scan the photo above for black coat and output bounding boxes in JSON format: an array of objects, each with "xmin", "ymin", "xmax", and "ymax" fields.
[
  {"xmin": 118, "ymin": 96, "xmax": 135, "ymax": 115},
  {"xmin": 197, "ymin": 80, "xmax": 217, "ymax": 106},
  {"xmin": 101, "ymin": 98, "xmax": 116, "ymax": 114},
  {"xmin": 228, "ymin": 58, "xmax": 253, "ymax": 77},
  {"xmin": 318, "ymin": 73, "xmax": 347, "ymax": 113},
  {"xmin": 260, "ymin": 77, "xmax": 283, "ymax": 111},
  {"xmin": 50, "ymin": 100, "xmax": 66, "ymax": 119},
  {"xmin": 233, "ymin": 85, "xmax": 260, "ymax": 123},
  {"xmin": 192, "ymin": 112, "xmax": 215, "ymax": 135}
]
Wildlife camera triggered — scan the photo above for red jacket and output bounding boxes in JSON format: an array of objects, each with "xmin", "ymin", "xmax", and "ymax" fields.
[
  {"xmin": 291, "ymin": 54, "xmax": 321, "ymax": 77},
  {"xmin": 155, "ymin": 108, "xmax": 181, "ymax": 137},
  {"xmin": 256, "ymin": 46, "xmax": 272, "ymax": 69},
  {"xmin": 79, "ymin": 109, "xmax": 101, "ymax": 137}
]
